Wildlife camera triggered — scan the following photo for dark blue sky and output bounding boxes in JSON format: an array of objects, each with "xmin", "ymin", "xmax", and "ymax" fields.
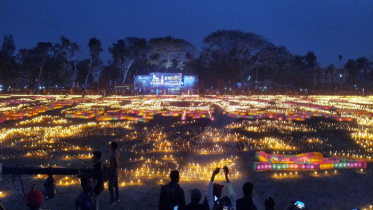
[{"xmin": 1, "ymin": 0, "xmax": 372, "ymax": 67}]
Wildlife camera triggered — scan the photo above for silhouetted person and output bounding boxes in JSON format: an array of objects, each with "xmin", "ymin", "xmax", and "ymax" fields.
[
  {"xmin": 108, "ymin": 141, "xmax": 120, "ymax": 206},
  {"xmin": 159, "ymin": 170, "xmax": 186, "ymax": 210},
  {"xmin": 26, "ymin": 184, "xmax": 43, "ymax": 210},
  {"xmin": 185, "ymin": 189, "xmax": 209, "ymax": 210},
  {"xmin": 91, "ymin": 151, "xmax": 104, "ymax": 196},
  {"xmin": 220, "ymin": 196, "xmax": 234, "ymax": 210},
  {"xmin": 43, "ymin": 171, "xmax": 56, "ymax": 199},
  {"xmin": 236, "ymin": 182, "xmax": 257, "ymax": 210},
  {"xmin": 207, "ymin": 166, "xmax": 236, "ymax": 210},
  {"xmin": 75, "ymin": 175, "xmax": 97, "ymax": 210},
  {"xmin": 265, "ymin": 197, "xmax": 275, "ymax": 210}
]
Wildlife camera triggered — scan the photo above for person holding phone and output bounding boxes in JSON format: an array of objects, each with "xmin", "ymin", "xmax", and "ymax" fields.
[
  {"xmin": 158, "ymin": 170, "xmax": 186, "ymax": 210},
  {"xmin": 206, "ymin": 166, "xmax": 236, "ymax": 210}
]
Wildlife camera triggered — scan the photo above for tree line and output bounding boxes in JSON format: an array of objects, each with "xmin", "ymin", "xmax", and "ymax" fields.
[{"xmin": 0, "ymin": 30, "xmax": 372, "ymax": 90}]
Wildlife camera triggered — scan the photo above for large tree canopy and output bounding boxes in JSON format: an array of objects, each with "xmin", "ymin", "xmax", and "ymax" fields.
[
  {"xmin": 109, "ymin": 37, "xmax": 147, "ymax": 84},
  {"xmin": 148, "ymin": 36, "xmax": 194, "ymax": 72},
  {"xmin": 344, "ymin": 57, "xmax": 372, "ymax": 86},
  {"xmin": 50, "ymin": 36, "xmax": 81, "ymax": 86},
  {"xmin": 17, "ymin": 42, "xmax": 53, "ymax": 88},
  {"xmin": 200, "ymin": 30, "xmax": 270, "ymax": 85}
]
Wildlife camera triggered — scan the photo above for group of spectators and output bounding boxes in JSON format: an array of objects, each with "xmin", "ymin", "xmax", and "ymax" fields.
[
  {"xmin": 75, "ymin": 141, "xmax": 121, "ymax": 209},
  {"xmin": 24, "ymin": 141, "xmax": 120, "ymax": 210},
  {"xmin": 159, "ymin": 167, "xmax": 276, "ymax": 210},
  {"xmin": 23, "ymin": 141, "xmax": 305, "ymax": 210}
]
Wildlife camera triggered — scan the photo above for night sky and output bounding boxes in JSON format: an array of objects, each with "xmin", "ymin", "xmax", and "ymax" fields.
[{"xmin": 1, "ymin": 0, "xmax": 372, "ymax": 67}]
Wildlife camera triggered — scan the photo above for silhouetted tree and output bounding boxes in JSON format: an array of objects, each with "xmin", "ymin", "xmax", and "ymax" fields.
[
  {"xmin": 2, "ymin": 35, "xmax": 15, "ymax": 57},
  {"xmin": 304, "ymin": 51, "xmax": 318, "ymax": 68},
  {"xmin": 50, "ymin": 36, "xmax": 81, "ymax": 87},
  {"xmin": 252, "ymin": 45, "xmax": 293, "ymax": 85},
  {"xmin": 148, "ymin": 37, "xmax": 194, "ymax": 72},
  {"xmin": 17, "ymin": 42, "xmax": 53, "ymax": 89},
  {"xmin": 200, "ymin": 30, "xmax": 270, "ymax": 87},
  {"xmin": 0, "ymin": 35, "xmax": 17, "ymax": 86},
  {"xmin": 88, "ymin": 37, "xmax": 103, "ymax": 85},
  {"xmin": 61, "ymin": 36, "xmax": 81, "ymax": 85},
  {"xmin": 355, "ymin": 57, "xmax": 371, "ymax": 73},
  {"xmin": 109, "ymin": 37, "xmax": 147, "ymax": 84}
]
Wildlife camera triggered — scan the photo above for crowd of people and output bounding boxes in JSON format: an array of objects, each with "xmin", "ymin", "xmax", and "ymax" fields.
[
  {"xmin": 24, "ymin": 141, "xmax": 120, "ymax": 210},
  {"xmin": 158, "ymin": 166, "xmax": 306, "ymax": 210},
  {"xmin": 22, "ymin": 140, "xmax": 306, "ymax": 210}
]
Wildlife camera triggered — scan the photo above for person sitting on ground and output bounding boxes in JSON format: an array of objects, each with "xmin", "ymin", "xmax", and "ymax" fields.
[
  {"xmin": 185, "ymin": 188, "xmax": 209, "ymax": 210},
  {"xmin": 26, "ymin": 184, "xmax": 43, "ymax": 210},
  {"xmin": 91, "ymin": 151, "xmax": 104, "ymax": 196},
  {"xmin": 264, "ymin": 197, "xmax": 275, "ymax": 210},
  {"xmin": 158, "ymin": 170, "xmax": 186, "ymax": 210},
  {"xmin": 236, "ymin": 182, "xmax": 257, "ymax": 210},
  {"xmin": 207, "ymin": 166, "xmax": 236, "ymax": 210},
  {"xmin": 75, "ymin": 175, "xmax": 97, "ymax": 210}
]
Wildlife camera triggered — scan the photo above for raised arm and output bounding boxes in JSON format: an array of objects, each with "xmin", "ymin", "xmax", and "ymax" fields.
[
  {"xmin": 224, "ymin": 166, "xmax": 236, "ymax": 209},
  {"xmin": 207, "ymin": 167, "xmax": 220, "ymax": 210}
]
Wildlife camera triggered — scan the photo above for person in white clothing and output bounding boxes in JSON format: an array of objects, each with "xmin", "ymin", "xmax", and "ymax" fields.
[{"xmin": 206, "ymin": 166, "xmax": 236, "ymax": 210}]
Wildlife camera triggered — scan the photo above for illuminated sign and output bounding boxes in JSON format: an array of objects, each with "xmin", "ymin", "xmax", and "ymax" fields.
[
  {"xmin": 184, "ymin": 75, "xmax": 198, "ymax": 88},
  {"xmin": 135, "ymin": 75, "xmax": 151, "ymax": 88},
  {"xmin": 136, "ymin": 73, "xmax": 183, "ymax": 88},
  {"xmin": 149, "ymin": 73, "xmax": 183, "ymax": 87},
  {"xmin": 135, "ymin": 73, "xmax": 198, "ymax": 89}
]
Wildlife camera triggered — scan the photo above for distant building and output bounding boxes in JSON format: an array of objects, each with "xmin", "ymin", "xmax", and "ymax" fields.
[{"xmin": 308, "ymin": 68, "xmax": 347, "ymax": 87}]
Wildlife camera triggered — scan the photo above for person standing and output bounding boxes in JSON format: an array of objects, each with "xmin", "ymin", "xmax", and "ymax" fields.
[
  {"xmin": 159, "ymin": 170, "xmax": 186, "ymax": 210},
  {"xmin": 207, "ymin": 166, "xmax": 236, "ymax": 210},
  {"xmin": 108, "ymin": 141, "xmax": 120, "ymax": 206},
  {"xmin": 91, "ymin": 151, "xmax": 104, "ymax": 196},
  {"xmin": 185, "ymin": 188, "xmax": 209, "ymax": 210},
  {"xmin": 236, "ymin": 182, "xmax": 258, "ymax": 210}
]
